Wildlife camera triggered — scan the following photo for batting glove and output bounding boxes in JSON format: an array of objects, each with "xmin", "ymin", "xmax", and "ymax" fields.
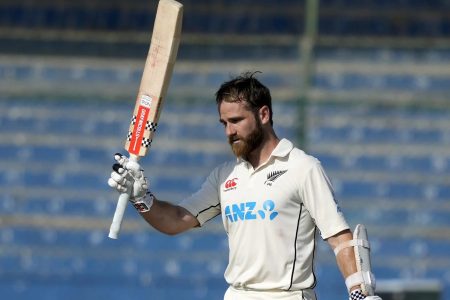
[
  {"xmin": 349, "ymin": 290, "xmax": 382, "ymax": 300},
  {"xmin": 107, "ymin": 153, "xmax": 154, "ymax": 212}
]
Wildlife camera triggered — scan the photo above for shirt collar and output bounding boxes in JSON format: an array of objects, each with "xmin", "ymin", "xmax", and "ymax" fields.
[{"xmin": 270, "ymin": 138, "xmax": 294, "ymax": 158}]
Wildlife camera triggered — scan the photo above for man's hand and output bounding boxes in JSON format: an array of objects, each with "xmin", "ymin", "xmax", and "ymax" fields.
[{"xmin": 107, "ymin": 153, "xmax": 148, "ymax": 203}]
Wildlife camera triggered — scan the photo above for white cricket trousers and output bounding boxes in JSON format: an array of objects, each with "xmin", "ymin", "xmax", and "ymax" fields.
[{"xmin": 224, "ymin": 286, "xmax": 317, "ymax": 300}]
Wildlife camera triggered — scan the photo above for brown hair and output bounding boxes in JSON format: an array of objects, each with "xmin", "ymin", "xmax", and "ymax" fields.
[{"xmin": 215, "ymin": 71, "xmax": 273, "ymax": 126}]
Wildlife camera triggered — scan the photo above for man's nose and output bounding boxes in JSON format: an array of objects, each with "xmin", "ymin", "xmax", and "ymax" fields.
[{"xmin": 225, "ymin": 123, "xmax": 236, "ymax": 137}]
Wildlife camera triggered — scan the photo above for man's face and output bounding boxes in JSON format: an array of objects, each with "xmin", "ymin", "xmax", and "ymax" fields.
[{"xmin": 219, "ymin": 101, "xmax": 264, "ymax": 158}]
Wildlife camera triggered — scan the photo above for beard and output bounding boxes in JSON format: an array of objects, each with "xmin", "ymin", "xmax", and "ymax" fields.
[{"xmin": 228, "ymin": 120, "xmax": 264, "ymax": 159}]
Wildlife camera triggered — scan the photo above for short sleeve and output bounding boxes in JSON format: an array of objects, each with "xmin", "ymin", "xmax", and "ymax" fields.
[
  {"xmin": 300, "ymin": 162, "xmax": 349, "ymax": 239},
  {"xmin": 178, "ymin": 166, "xmax": 222, "ymax": 226}
]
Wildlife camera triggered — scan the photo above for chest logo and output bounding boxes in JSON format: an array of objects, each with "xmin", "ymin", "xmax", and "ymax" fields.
[
  {"xmin": 224, "ymin": 178, "xmax": 238, "ymax": 192},
  {"xmin": 264, "ymin": 170, "xmax": 287, "ymax": 186},
  {"xmin": 224, "ymin": 200, "xmax": 279, "ymax": 223}
]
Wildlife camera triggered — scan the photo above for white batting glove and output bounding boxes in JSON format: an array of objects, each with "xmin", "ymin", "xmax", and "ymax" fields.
[
  {"xmin": 365, "ymin": 297, "xmax": 382, "ymax": 300},
  {"xmin": 107, "ymin": 153, "xmax": 154, "ymax": 212}
]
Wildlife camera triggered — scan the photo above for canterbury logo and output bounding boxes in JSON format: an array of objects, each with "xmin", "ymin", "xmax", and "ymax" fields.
[
  {"xmin": 265, "ymin": 170, "xmax": 287, "ymax": 185},
  {"xmin": 224, "ymin": 178, "xmax": 238, "ymax": 191}
]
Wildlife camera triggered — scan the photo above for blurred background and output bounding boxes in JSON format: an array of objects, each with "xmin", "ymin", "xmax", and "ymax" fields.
[{"xmin": 0, "ymin": 0, "xmax": 449, "ymax": 299}]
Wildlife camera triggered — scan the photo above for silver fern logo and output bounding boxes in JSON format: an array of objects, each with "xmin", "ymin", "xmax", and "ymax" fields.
[{"xmin": 264, "ymin": 170, "xmax": 287, "ymax": 186}]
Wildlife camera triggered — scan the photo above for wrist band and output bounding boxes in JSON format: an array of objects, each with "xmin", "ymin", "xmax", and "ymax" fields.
[
  {"xmin": 350, "ymin": 289, "xmax": 366, "ymax": 300},
  {"xmin": 346, "ymin": 272, "xmax": 364, "ymax": 292},
  {"xmin": 132, "ymin": 192, "xmax": 154, "ymax": 213}
]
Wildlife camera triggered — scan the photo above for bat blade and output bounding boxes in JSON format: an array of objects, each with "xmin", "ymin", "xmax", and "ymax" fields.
[
  {"xmin": 109, "ymin": 0, "xmax": 183, "ymax": 239},
  {"xmin": 125, "ymin": 0, "xmax": 183, "ymax": 157}
]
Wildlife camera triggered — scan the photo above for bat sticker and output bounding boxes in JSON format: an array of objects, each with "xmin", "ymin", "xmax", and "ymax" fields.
[
  {"xmin": 140, "ymin": 94, "xmax": 153, "ymax": 108},
  {"xmin": 128, "ymin": 95, "xmax": 153, "ymax": 155}
]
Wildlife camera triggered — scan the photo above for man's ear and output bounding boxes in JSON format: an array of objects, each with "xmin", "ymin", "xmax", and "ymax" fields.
[{"xmin": 259, "ymin": 105, "xmax": 271, "ymax": 125}]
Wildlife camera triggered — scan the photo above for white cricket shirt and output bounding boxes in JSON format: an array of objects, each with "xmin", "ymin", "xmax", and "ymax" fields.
[{"xmin": 179, "ymin": 138, "xmax": 349, "ymax": 291}]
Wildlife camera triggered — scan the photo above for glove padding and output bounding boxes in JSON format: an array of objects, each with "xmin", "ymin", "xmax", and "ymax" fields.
[
  {"xmin": 107, "ymin": 153, "xmax": 148, "ymax": 203},
  {"xmin": 365, "ymin": 297, "xmax": 382, "ymax": 300}
]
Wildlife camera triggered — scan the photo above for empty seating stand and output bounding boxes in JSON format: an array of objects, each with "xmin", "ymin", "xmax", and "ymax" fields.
[
  {"xmin": 1, "ymin": 0, "xmax": 450, "ymax": 299},
  {"xmin": 1, "ymin": 84, "xmax": 449, "ymax": 299}
]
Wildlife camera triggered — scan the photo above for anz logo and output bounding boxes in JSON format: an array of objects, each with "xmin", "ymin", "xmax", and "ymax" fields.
[{"xmin": 224, "ymin": 200, "xmax": 279, "ymax": 223}]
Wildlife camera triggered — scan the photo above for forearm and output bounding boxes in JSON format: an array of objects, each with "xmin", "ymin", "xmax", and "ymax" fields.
[
  {"xmin": 328, "ymin": 227, "xmax": 382, "ymax": 300},
  {"xmin": 327, "ymin": 230, "xmax": 359, "ymax": 291},
  {"xmin": 139, "ymin": 197, "xmax": 199, "ymax": 235},
  {"xmin": 336, "ymin": 244, "xmax": 359, "ymax": 291}
]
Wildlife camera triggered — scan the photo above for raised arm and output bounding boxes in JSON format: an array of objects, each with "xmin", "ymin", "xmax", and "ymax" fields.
[
  {"xmin": 108, "ymin": 153, "xmax": 199, "ymax": 235},
  {"xmin": 139, "ymin": 197, "xmax": 199, "ymax": 235}
]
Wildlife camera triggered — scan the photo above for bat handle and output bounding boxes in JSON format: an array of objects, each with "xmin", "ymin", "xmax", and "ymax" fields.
[
  {"xmin": 108, "ymin": 191, "xmax": 131, "ymax": 239},
  {"xmin": 108, "ymin": 154, "xmax": 139, "ymax": 239}
]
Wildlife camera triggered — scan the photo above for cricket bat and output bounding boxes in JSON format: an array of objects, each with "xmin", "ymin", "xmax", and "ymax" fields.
[{"xmin": 108, "ymin": 0, "xmax": 183, "ymax": 239}]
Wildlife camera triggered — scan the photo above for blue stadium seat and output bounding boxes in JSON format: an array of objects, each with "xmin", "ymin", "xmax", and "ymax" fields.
[
  {"xmin": 314, "ymin": 153, "xmax": 344, "ymax": 170},
  {"xmin": 437, "ymin": 185, "xmax": 450, "ymax": 199},
  {"xmin": 0, "ymin": 117, "xmax": 40, "ymax": 133},
  {"xmin": 188, "ymin": 233, "xmax": 228, "ymax": 251},
  {"xmin": 30, "ymin": 146, "xmax": 67, "ymax": 162},
  {"xmin": 0, "ymin": 145, "xmax": 21, "ymax": 161},
  {"xmin": 41, "ymin": 66, "xmax": 77, "ymax": 82},
  {"xmin": 62, "ymin": 173, "xmax": 106, "ymax": 189},
  {"xmin": 355, "ymin": 155, "xmax": 389, "ymax": 171},
  {"xmin": 0, "ymin": 64, "xmax": 34, "ymax": 80},
  {"xmin": 339, "ymin": 180, "xmax": 379, "ymax": 198},
  {"xmin": 400, "ymin": 156, "xmax": 433, "ymax": 172},
  {"xmin": 83, "ymin": 67, "xmax": 127, "ymax": 83},
  {"xmin": 23, "ymin": 171, "xmax": 54, "ymax": 187},
  {"xmin": 387, "ymin": 182, "xmax": 425, "ymax": 199},
  {"xmin": 153, "ymin": 175, "xmax": 202, "ymax": 194},
  {"xmin": 76, "ymin": 147, "xmax": 111, "ymax": 164}
]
